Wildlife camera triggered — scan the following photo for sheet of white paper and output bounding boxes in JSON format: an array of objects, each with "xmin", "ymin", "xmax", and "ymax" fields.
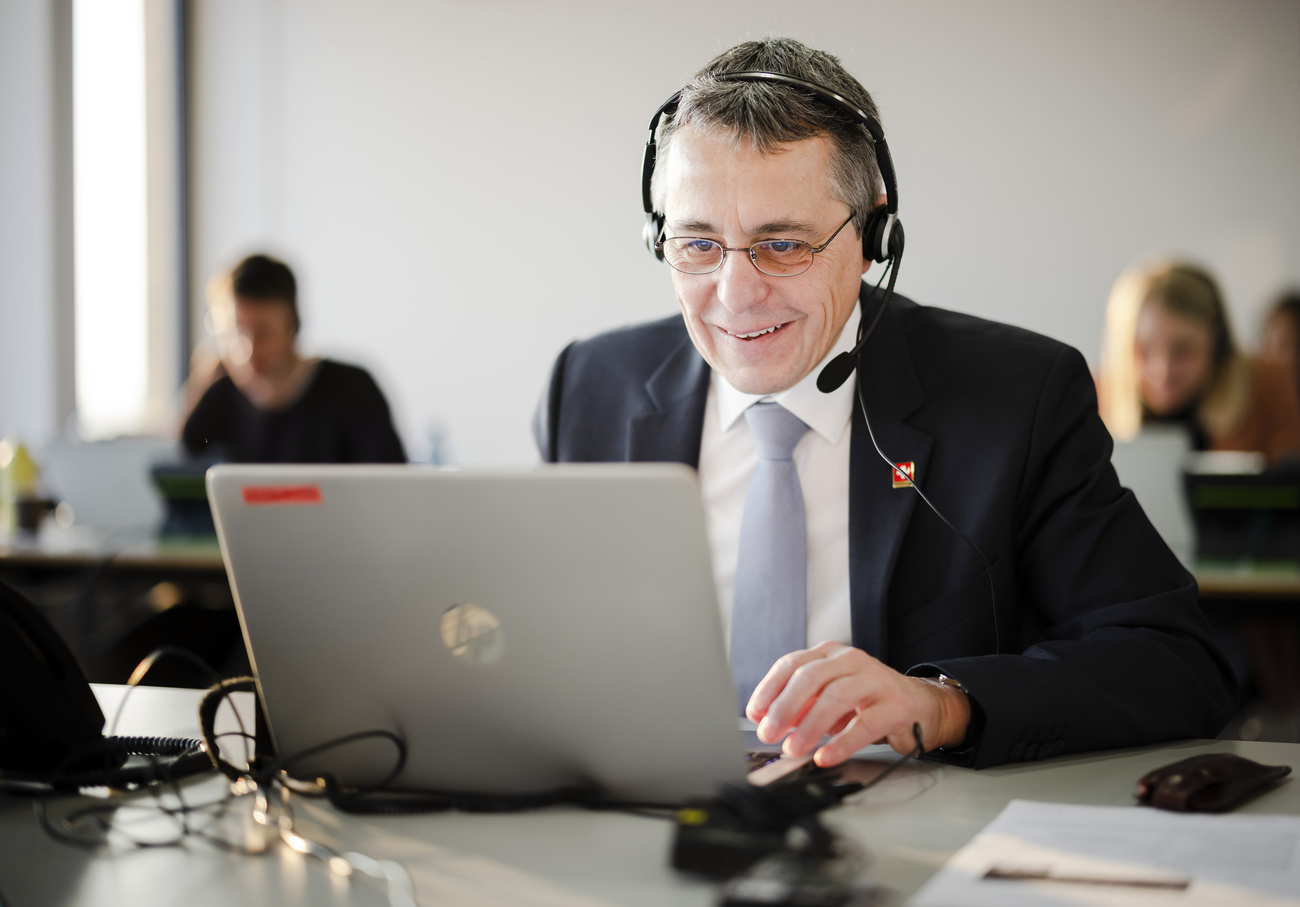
[{"xmin": 909, "ymin": 799, "xmax": 1300, "ymax": 907}]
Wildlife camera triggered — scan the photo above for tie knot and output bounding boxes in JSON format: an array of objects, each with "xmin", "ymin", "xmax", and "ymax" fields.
[{"xmin": 744, "ymin": 402, "xmax": 808, "ymax": 461}]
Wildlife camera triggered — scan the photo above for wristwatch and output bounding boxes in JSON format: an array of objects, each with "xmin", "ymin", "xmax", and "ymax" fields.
[
  {"xmin": 935, "ymin": 673, "xmax": 969, "ymax": 696},
  {"xmin": 933, "ymin": 673, "xmax": 984, "ymax": 754}
]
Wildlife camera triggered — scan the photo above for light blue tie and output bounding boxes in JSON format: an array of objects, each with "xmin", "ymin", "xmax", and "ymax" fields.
[{"xmin": 731, "ymin": 402, "xmax": 809, "ymax": 713}]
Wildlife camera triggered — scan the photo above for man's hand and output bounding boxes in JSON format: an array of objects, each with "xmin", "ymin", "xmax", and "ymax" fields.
[{"xmin": 745, "ymin": 641, "xmax": 971, "ymax": 767}]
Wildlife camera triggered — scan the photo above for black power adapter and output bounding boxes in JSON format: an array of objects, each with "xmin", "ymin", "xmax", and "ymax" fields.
[{"xmin": 671, "ymin": 775, "xmax": 863, "ymax": 879}]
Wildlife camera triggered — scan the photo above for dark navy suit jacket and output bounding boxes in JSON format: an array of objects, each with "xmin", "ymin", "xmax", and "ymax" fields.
[{"xmin": 535, "ymin": 289, "xmax": 1235, "ymax": 768}]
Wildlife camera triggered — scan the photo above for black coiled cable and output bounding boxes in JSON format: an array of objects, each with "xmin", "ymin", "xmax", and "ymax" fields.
[{"xmin": 114, "ymin": 735, "xmax": 205, "ymax": 757}]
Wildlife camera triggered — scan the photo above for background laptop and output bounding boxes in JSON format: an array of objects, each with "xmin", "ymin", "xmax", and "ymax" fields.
[
  {"xmin": 1110, "ymin": 427, "xmax": 1195, "ymax": 564},
  {"xmin": 207, "ymin": 463, "xmax": 747, "ymax": 803},
  {"xmin": 1183, "ymin": 452, "xmax": 1299, "ymax": 563}
]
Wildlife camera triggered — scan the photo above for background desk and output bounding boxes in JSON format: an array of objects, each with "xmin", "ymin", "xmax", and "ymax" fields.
[
  {"xmin": 1196, "ymin": 563, "xmax": 1300, "ymax": 601},
  {"xmin": 0, "ymin": 526, "xmax": 224, "ymax": 581},
  {"xmin": 0, "ymin": 530, "xmax": 236, "ymax": 686},
  {"xmin": 1196, "ymin": 562, "xmax": 1300, "ymax": 737},
  {"xmin": 1, "ymin": 685, "xmax": 1297, "ymax": 907}
]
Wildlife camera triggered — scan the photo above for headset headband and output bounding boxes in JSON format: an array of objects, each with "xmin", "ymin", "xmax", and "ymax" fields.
[{"xmin": 641, "ymin": 70, "xmax": 900, "ymax": 262}]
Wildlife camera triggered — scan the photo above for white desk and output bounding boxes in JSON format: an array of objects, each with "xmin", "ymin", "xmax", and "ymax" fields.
[{"xmin": 1, "ymin": 685, "xmax": 1297, "ymax": 907}]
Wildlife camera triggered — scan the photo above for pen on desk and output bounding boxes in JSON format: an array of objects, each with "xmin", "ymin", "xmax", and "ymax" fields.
[{"xmin": 984, "ymin": 867, "xmax": 1191, "ymax": 891}]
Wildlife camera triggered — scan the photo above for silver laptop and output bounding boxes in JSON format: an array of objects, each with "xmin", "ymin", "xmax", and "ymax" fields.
[
  {"xmin": 207, "ymin": 463, "xmax": 747, "ymax": 802},
  {"xmin": 1110, "ymin": 427, "xmax": 1195, "ymax": 564}
]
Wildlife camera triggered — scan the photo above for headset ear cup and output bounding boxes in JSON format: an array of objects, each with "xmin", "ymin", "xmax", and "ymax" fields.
[
  {"xmin": 644, "ymin": 213, "xmax": 666, "ymax": 261},
  {"xmin": 1216, "ymin": 325, "xmax": 1231, "ymax": 365},
  {"xmin": 887, "ymin": 217, "xmax": 904, "ymax": 259},
  {"xmin": 861, "ymin": 210, "xmax": 894, "ymax": 263},
  {"xmin": 860, "ymin": 211, "xmax": 879, "ymax": 262}
]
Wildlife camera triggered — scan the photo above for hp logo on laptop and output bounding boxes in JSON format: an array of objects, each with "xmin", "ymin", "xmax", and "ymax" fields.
[{"xmin": 440, "ymin": 603, "xmax": 505, "ymax": 666}]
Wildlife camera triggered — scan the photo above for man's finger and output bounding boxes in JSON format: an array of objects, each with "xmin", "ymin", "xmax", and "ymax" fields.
[
  {"xmin": 745, "ymin": 641, "xmax": 842, "ymax": 723},
  {"xmin": 782, "ymin": 674, "xmax": 878, "ymax": 757},
  {"xmin": 827, "ymin": 713, "xmax": 852, "ymax": 737},
  {"xmin": 813, "ymin": 709, "xmax": 885, "ymax": 767},
  {"xmin": 756, "ymin": 646, "xmax": 871, "ymax": 743}
]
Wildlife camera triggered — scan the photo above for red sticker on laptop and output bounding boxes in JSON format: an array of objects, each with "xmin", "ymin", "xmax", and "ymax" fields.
[
  {"xmin": 241, "ymin": 485, "xmax": 323, "ymax": 506},
  {"xmin": 891, "ymin": 462, "xmax": 915, "ymax": 489}
]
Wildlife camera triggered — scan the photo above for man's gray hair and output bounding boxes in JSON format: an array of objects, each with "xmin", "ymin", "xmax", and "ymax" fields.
[{"xmin": 649, "ymin": 37, "xmax": 885, "ymax": 240}]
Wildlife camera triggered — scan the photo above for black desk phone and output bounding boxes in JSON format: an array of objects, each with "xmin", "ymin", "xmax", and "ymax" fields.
[{"xmin": 0, "ymin": 579, "xmax": 106, "ymax": 774}]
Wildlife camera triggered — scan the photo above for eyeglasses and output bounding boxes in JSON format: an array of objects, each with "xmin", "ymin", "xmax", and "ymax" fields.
[{"xmin": 656, "ymin": 212, "xmax": 856, "ymax": 277}]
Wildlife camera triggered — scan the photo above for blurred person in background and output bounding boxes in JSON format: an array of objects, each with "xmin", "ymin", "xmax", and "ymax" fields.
[
  {"xmin": 1098, "ymin": 260, "xmax": 1300, "ymax": 465},
  {"xmin": 182, "ymin": 254, "xmax": 406, "ymax": 463},
  {"xmin": 1261, "ymin": 291, "xmax": 1300, "ymax": 405}
]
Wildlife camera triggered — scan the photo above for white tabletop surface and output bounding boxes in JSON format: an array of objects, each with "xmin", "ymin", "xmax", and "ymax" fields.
[{"xmin": 1, "ymin": 684, "xmax": 1297, "ymax": 907}]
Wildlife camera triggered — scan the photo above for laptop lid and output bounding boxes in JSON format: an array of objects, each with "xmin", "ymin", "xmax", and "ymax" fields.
[
  {"xmin": 1111, "ymin": 427, "xmax": 1195, "ymax": 564},
  {"xmin": 206, "ymin": 463, "xmax": 747, "ymax": 803}
]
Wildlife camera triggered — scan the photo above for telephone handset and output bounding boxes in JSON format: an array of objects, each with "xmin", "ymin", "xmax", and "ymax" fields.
[{"xmin": 0, "ymin": 578, "xmax": 107, "ymax": 774}]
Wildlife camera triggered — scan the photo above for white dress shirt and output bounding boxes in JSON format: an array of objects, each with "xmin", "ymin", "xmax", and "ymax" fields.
[{"xmin": 698, "ymin": 304, "xmax": 859, "ymax": 655}]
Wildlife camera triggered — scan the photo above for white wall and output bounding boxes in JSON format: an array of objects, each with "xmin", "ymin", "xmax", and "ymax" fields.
[
  {"xmin": 189, "ymin": 0, "xmax": 1300, "ymax": 465},
  {"xmin": 0, "ymin": 0, "xmax": 72, "ymax": 447}
]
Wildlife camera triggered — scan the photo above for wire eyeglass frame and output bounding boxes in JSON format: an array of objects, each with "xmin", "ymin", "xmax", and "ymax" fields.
[{"xmin": 656, "ymin": 211, "xmax": 856, "ymax": 277}]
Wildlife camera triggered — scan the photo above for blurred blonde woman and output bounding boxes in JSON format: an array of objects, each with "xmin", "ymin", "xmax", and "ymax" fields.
[{"xmin": 1098, "ymin": 260, "xmax": 1300, "ymax": 464}]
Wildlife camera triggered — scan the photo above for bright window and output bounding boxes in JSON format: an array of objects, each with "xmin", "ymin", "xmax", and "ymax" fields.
[{"xmin": 73, "ymin": 0, "xmax": 148, "ymax": 438}]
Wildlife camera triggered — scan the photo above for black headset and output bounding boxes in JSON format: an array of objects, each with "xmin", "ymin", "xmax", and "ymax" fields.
[
  {"xmin": 1192, "ymin": 268, "xmax": 1234, "ymax": 367},
  {"xmin": 640, "ymin": 70, "xmax": 903, "ymax": 265}
]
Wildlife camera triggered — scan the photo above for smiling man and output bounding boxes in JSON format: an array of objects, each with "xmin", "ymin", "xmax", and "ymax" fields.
[{"xmin": 535, "ymin": 37, "xmax": 1234, "ymax": 768}]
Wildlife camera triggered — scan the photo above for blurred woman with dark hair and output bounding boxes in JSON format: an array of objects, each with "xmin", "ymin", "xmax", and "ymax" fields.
[
  {"xmin": 1098, "ymin": 259, "xmax": 1300, "ymax": 464},
  {"xmin": 1261, "ymin": 291, "xmax": 1300, "ymax": 405}
]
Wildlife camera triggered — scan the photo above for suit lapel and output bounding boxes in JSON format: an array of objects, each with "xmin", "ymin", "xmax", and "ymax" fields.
[
  {"xmin": 627, "ymin": 332, "xmax": 711, "ymax": 467},
  {"xmin": 848, "ymin": 295, "xmax": 933, "ymax": 663}
]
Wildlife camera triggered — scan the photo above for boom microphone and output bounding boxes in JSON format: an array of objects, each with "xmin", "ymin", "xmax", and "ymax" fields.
[
  {"xmin": 816, "ymin": 349, "xmax": 861, "ymax": 394},
  {"xmin": 816, "ymin": 226, "xmax": 902, "ymax": 393}
]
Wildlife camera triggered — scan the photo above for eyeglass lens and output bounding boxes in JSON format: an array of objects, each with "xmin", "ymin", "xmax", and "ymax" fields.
[{"xmin": 661, "ymin": 239, "xmax": 814, "ymax": 276}]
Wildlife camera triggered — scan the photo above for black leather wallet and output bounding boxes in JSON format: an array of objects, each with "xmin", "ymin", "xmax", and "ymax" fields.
[{"xmin": 1136, "ymin": 753, "xmax": 1292, "ymax": 813}]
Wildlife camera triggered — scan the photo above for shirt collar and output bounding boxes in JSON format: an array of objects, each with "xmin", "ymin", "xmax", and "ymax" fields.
[{"xmin": 714, "ymin": 301, "xmax": 860, "ymax": 445}]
